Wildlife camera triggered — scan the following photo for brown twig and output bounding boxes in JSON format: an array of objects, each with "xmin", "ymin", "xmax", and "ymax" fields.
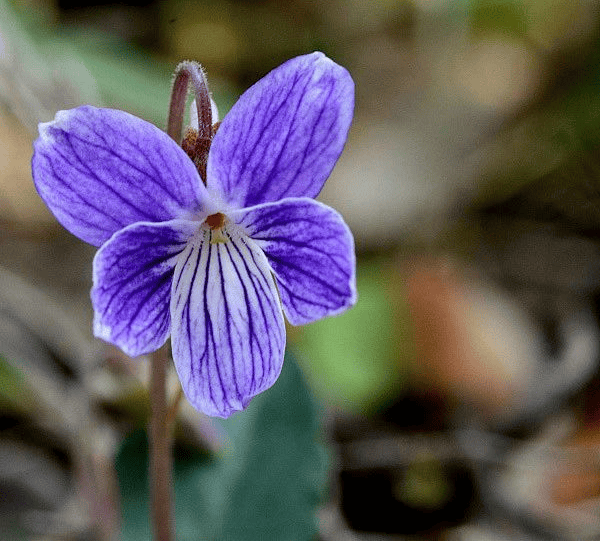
[{"xmin": 149, "ymin": 344, "xmax": 174, "ymax": 541}]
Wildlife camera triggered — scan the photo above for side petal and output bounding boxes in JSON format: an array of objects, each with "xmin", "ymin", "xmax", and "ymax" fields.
[
  {"xmin": 32, "ymin": 105, "xmax": 208, "ymax": 247},
  {"xmin": 207, "ymin": 52, "xmax": 354, "ymax": 208},
  {"xmin": 92, "ymin": 220, "xmax": 198, "ymax": 356},
  {"xmin": 233, "ymin": 198, "xmax": 357, "ymax": 325},
  {"xmin": 170, "ymin": 230, "xmax": 285, "ymax": 418}
]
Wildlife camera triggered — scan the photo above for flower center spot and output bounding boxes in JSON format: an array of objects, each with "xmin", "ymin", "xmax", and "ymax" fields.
[
  {"xmin": 205, "ymin": 212, "xmax": 228, "ymax": 243},
  {"xmin": 205, "ymin": 212, "xmax": 226, "ymax": 229}
]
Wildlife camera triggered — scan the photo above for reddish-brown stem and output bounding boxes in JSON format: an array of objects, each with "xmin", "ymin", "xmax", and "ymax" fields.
[
  {"xmin": 166, "ymin": 386, "xmax": 184, "ymax": 432},
  {"xmin": 149, "ymin": 344, "xmax": 174, "ymax": 541},
  {"xmin": 167, "ymin": 61, "xmax": 212, "ymax": 143}
]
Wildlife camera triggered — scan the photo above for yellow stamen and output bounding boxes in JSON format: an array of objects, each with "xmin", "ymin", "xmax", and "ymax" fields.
[{"xmin": 210, "ymin": 229, "xmax": 228, "ymax": 244}]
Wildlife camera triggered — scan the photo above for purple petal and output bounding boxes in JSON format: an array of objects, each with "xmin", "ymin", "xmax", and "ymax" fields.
[
  {"xmin": 207, "ymin": 52, "xmax": 354, "ymax": 208},
  {"xmin": 170, "ymin": 228, "xmax": 285, "ymax": 418},
  {"xmin": 92, "ymin": 220, "xmax": 198, "ymax": 356},
  {"xmin": 233, "ymin": 197, "xmax": 356, "ymax": 325},
  {"xmin": 32, "ymin": 106, "xmax": 208, "ymax": 247}
]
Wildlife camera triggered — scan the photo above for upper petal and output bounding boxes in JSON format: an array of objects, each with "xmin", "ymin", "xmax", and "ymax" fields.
[
  {"xmin": 170, "ymin": 228, "xmax": 286, "ymax": 418},
  {"xmin": 32, "ymin": 105, "xmax": 208, "ymax": 247},
  {"xmin": 207, "ymin": 52, "xmax": 354, "ymax": 208},
  {"xmin": 233, "ymin": 197, "xmax": 356, "ymax": 325},
  {"xmin": 92, "ymin": 219, "xmax": 198, "ymax": 356}
]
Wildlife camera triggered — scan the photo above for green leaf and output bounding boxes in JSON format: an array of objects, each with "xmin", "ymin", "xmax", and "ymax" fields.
[{"xmin": 116, "ymin": 351, "xmax": 328, "ymax": 541}]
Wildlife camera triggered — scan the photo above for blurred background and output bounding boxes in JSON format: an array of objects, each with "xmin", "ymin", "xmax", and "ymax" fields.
[{"xmin": 2, "ymin": 0, "xmax": 600, "ymax": 539}]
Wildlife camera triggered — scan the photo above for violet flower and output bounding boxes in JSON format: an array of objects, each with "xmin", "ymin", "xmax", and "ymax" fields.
[{"xmin": 31, "ymin": 52, "xmax": 356, "ymax": 418}]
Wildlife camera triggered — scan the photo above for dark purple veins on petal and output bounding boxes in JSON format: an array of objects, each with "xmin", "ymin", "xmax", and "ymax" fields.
[
  {"xmin": 170, "ymin": 230, "xmax": 285, "ymax": 418},
  {"xmin": 92, "ymin": 220, "xmax": 197, "ymax": 356},
  {"xmin": 32, "ymin": 106, "xmax": 206, "ymax": 247},
  {"xmin": 207, "ymin": 52, "xmax": 354, "ymax": 208},
  {"xmin": 233, "ymin": 197, "xmax": 356, "ymax": 325}
]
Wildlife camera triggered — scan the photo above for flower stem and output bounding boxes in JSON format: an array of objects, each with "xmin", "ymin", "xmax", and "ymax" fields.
[
  {"xmin": 149, "ymin": 344, "xmax": 174, "ymax": 541},
  {"xmin": 168, "ymin": 61, "xmax": 212, "ymax": 143}
]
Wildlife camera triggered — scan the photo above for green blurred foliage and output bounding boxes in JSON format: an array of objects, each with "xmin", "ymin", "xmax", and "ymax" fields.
[
  {"xmin": 0, "ymin": 356, "xmax": 36, "ymax": 416},
  {"xmin": 470, "ymin": 0, "xmax": 527, "ymax": 36}
]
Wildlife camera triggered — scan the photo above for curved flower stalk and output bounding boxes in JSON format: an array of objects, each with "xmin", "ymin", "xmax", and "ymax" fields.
[{"xmin": 32, "ymin": 52, "xmax": 356, "ymax": 418}]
